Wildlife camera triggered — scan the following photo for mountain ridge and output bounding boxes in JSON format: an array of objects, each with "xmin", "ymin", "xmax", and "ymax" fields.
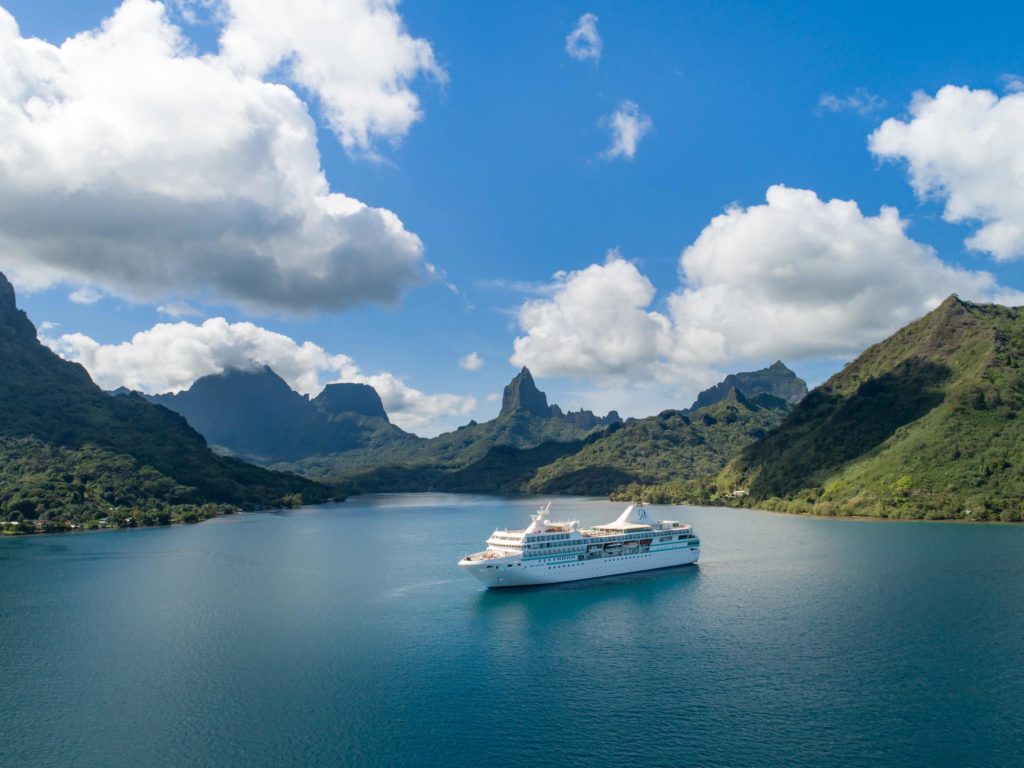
[
  {"xmin": 146, "ymin": 367, "xmax": 412, "ymax": 463},
  {"xmin": 717, "ymin": 295, "xmax": 1024, "ymax": 520},
  {"xmin": 501, "ymin": 366, "xmax": 621, "ymax": 428},
  {"xmin": 0, "ymin": 272, "xmax": 331, "ymax": 532},
  {"xmin": 319, "ymin": 370, "xmax": 794, "ymax": 497},
  {"xmin": 314, "ymin": 382, "xmax": 389, "ymax": 420},
  {"xmin": 687, "ymin": 360, "xmax": 807, "ymax": 412},
  {"xmin": 524, "ymin": 386, "xmax": 793, "ymax": 495},
  {"xmin": 282, "ymin": 366, "xmax": 623, "ymax": 484}
]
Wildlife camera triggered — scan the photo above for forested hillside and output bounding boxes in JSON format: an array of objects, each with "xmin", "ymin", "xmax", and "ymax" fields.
[{"xmin": 0, "ymin": 273, "xmax": 332, "ymax": 532}]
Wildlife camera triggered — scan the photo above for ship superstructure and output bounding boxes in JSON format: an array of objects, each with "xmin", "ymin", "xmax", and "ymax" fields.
[{"xmin": 458, "ymin": 502, "xmax": 699, "ymax": 588}]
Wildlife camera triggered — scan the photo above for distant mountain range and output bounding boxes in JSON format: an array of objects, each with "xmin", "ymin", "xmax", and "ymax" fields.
[
  {"xmin": 277, "ymin": 366, "xmax": 624, "ymax": 484},
  {"xmin": 0, "ymin": 271, "xmax": 331, "ymax": 532},
  {"xmin": 717, "ymin": 295, "xmax": 1024, "ymax": 521},
  {"xmin": 106, "ymin": 343, "xmax": 806, "ymax": 499},
  {"xmin": 289, "ymin": 365, "xmax": 800, "ymax": 497},
  {"xmin": 138, "ymin": 359, "xmax": 806, "ymax": 492},
  {"xmin": 143, "ymin": 367, "xmax": 413, "ymax": 463}
]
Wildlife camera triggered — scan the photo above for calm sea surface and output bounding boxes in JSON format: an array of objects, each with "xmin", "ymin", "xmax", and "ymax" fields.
[{"xmin": 2, "ymin": 494, "xmax": 1024, "ymax": 767}]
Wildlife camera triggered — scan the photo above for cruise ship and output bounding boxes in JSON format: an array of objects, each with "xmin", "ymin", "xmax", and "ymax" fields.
[{"xmin": 458, "ymin": 502, "xmax": 700, "ymax": 588}]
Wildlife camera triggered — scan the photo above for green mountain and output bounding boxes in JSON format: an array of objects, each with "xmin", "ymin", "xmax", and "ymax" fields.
[
  {"xmin": 526, "ymin": 388, "xmax": 792, "ymax": 495},
  {"xmin": 336, "ymin": 438, "xmax": 593, "ymax": 495},
  {"xmin": 687, "ymin": 360, "xmax": 807, "ymax": 411},
  {"xmin": 317, "ymin": 368, "xmax": 792, "ymax": 499},
  {"xmin": 147, "ymin": 367, "xmax": 411, "ymax": 462},
  {"xmin": 718, "ymin": 295, "xmax": 1024, "ymax": 521},
  {"xmin": 291, "ymin": 367, "xmax": 620, "ymax": 486},
  {"xmin": 0, "ymin": 273, "xmax": 332, "ymax": 532}
]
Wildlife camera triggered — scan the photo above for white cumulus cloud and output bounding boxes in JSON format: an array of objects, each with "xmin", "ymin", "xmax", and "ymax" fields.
[
  {"xmin": 870, "ymin": 85, "xmax": 1024, "ymax": 261},
  {"xmin": 0, "ymin": 0, "xmax": 436, "ymax": 313},
  {"xmin": 668, "ymin": 185, "xmax": 1023, "ymax": 363},
  {"xmin": 566, "ymin": 13, "xmax": 601, "ymax": 63},
  {"xmin": 511, "ymin": 186, "xmax": 1023, "ymax": 387},
  {"xmin": 601, "ymin": 101, "xmax": 652, "ymax": 161},
  {"xmin": 43, "ymin": 318, "xmax": 475, "ymax": 434},
  {"xmin": 511, "ymin": 254, "xmax": 672, "ymax": 378},
  {"xmin": 214, "ymin": 0, "xmax": 446, "ymax": 154},
  {"xmin": 458, "ymin": 351, "xmax": 484, "ymax": 371}
]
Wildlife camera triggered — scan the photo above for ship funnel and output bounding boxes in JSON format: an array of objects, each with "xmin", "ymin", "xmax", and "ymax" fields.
[{"xmin": 615, "ymin": 503, "xmax": 651, "ymax": 525}]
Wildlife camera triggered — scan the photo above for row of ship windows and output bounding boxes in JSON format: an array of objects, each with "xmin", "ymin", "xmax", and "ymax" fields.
[
  {"xmin": 521, "ymin": 550, "xmax": 691, "ymax": 567},
  {"xmin": 529, "ymin": 543, "xmax": 698, "ymax": 562},
  {"xmin": 526, "ymin": 534, "xmax": 692, "ymax": 550},
  {"xmin": 527, "ymin": 533, "xmax": 571, "ymax": 542},
  {"xmin": 512, "ymin": 532, "xmax": 696, "ymax": 544},
  {"xmin": 546, "ymin": 554, "xmax": 651, "ymax": 568},
  {"xmin": 498, "ymin": 532, "xmax": 695, "ymax": 547}
]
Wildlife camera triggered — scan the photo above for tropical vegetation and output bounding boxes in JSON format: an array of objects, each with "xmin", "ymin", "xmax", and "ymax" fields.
[
  {"xmin": 719, "ymin": 296, "xmax": 1024, "ymax": 521},
  {"xmin": 0, "ymin": 272, "xmax": 332, "ymax": 533}
]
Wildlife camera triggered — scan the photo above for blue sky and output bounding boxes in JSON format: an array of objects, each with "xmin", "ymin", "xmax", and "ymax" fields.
[{"xmin": 4, "ymin": 0, "xmax": 1024, "ymax": 434}]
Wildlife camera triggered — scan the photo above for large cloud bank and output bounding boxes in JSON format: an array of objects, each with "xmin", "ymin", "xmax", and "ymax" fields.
[
  {"xmin": 512, "ymin": 186, "xmax": 1023, "ymax": 381},
  {"xmin": 0, "ymin": 0, "xmax": 442, "ymax": 312},
  {"xmin": 45, "ymin": 318, "xmax": 475, "ymax": 433}
]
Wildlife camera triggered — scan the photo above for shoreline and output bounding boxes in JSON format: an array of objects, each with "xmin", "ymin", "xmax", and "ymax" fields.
[
  {"xmin": 5, "ymin": 490, "xmax": 1017, "ymax": 537},
  {"xmin": 691, "ymin": 501, "xmax": 1022, "ymax": 526},
  {"xmin": 339, "ymin": 491, "xmax": 1022, "ymax": 526},
  {"xmin": 0, "ymin": 497, "xmax": 347, "ymax": 538}
]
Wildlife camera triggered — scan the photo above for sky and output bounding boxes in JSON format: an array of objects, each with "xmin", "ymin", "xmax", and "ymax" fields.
[{"xmin": 3, "ymin": 0, "xmax": 1024, "ymax": 435}]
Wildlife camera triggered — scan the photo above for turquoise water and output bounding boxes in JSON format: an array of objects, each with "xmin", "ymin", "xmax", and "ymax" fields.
[{"xmin": 2, "ymin": 494, "xmax": 1024, "ymax": 767}]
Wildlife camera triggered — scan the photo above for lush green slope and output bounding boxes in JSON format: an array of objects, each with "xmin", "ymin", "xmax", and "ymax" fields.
[
  {"xmin": 324, "ymin": 387, "xmax": 790, "ymax": 499},
  {"xmin": 0, "ymin": 273, "xmax": 332, "ymax": 532},
  {"xmin": 525, "ymin": 389, "xmax": 791, "ymax": 495},
  {"xmin": 280, "ymin": 368, "xmax": 613, "ymax": 481},
  {"xmin": 719, "ymin": 296, "xmax": 1024, "ymax": 521},
  {"xmin": 0, "ymin": 437, "xmax": 239, "ymax": 530},
  {"xmin": 287, "ymin": 409, "xmax": 599, "ymax": 481},
  {"xmin": 337, "ymin": 438, "xmax": 590, "ymax": 495},
  {"xmin": 148, "ymin": 367, "xmax": 412, "ymax": 463}
]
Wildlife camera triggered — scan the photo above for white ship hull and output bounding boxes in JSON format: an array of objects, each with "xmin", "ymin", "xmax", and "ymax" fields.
[{"xmin": 460, "ymin": 543, "xmax": 699, "ymax": 588}]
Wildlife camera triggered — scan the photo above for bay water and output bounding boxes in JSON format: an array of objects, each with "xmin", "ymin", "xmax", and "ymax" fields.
[{"xmin": 2, "ymin": 494, "xmax": 1023, "ymax": 767}]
